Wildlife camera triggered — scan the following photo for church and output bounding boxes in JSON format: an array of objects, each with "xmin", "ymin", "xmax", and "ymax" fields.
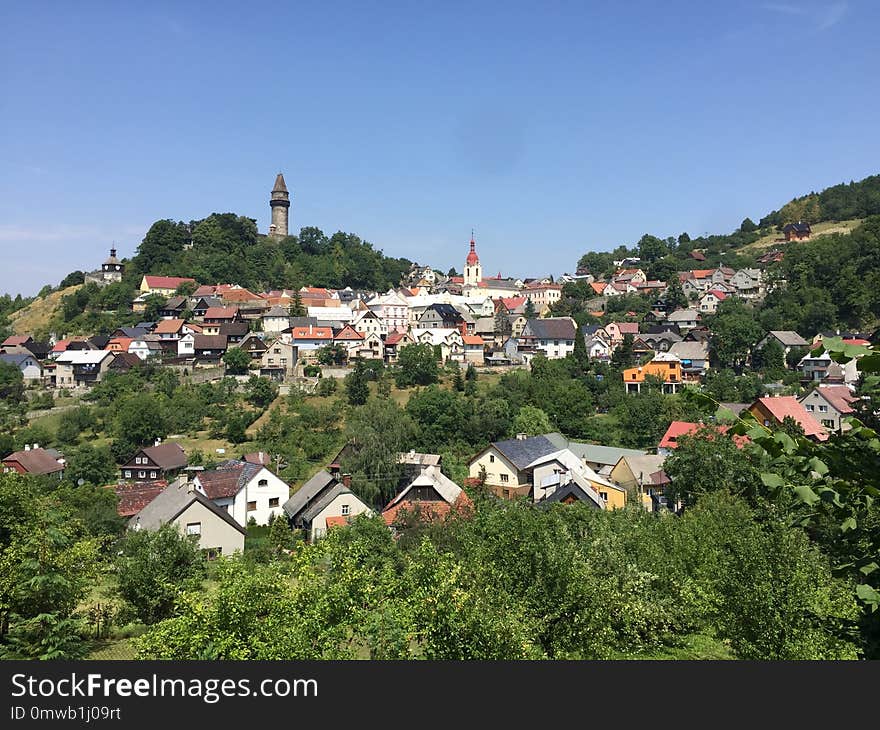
[{"xmin": 460, "ymin": 235, "xmax": 522, "ymax": 298}]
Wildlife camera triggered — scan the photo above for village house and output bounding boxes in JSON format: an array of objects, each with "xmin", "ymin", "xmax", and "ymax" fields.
[
  {"xmin": 667, "ymin": 309, "xmax": 701, "ymax": 332},
  {"xmin": 128, "ymin": 336, "xmax": 162, "ymax": 361},
  {"xmin": 756, "ymin": 330, "xmax": 809, "ymax": 358},
  {"xmin": 262, "ymin": 305, "xmax": 291, "ymax": 334},
  {"xmin": 129, "ymin": 480, "xmax": 246, "ymax": 558},
  {"xmin": 797, "ymin": 385, "xmax": 858, "ymax": 433},
  {"xmin": 468, "ymin": 434, "xmax": 560, "ymax": 500},
  {"xmin": 201, "ymin": 307, "xmax": 241, "ymax": 335},
  {"xmin": 120, "ymin": 441, "xmax": 189, "ymax": 482},
  {"xmin": 192, "ymin": 296, "xmax": 223, "ymax": 319},
  {"xmin": 194, "ymin": 335, "xmax": 228, "ymax": 364},
  {"xmin": 783, "ymin": 222, "xmax": 811, "ymax": 241},
  {"xmin": 289, "ymin": 325, "xmax": 334, "ymax": 357},
  {"xmin": 282, "ymin": 470, "xmax": 372, "ymax": 541},
  {"xmin": 730, "ymin": 268, "xmax": 764, "ymax": 299},
  {"xmin": 668, "ymin": 341, "xmax": 710, "ymax": 380},
  {"xmin": 609, "ymin": 454, "xmax": 668, "ymax": 511},
  {"xmin": 797, "ymin": 349, "xmax": 860, "ymax": 387},
  {"xmin": 519, "ymin": 317, "xmax": 577, "ymax": 360},
  {"xmin": 462, "ymin": 334, "xmax": 486, "ymax": 365},
  {"xmin": 657, "ymin": 421, "xmax": 749, "ymax": 457},
  {"xmin": 352, "ymin": 309, "xmax": 386, "ymax": 338},
  {"xmin": 3, "ymin": 445, "xmax": 65, "ymax": 478},
  {"xmin": 53, "ymin": 349, "xmax": 115, "ymax": 388},
  {"xmin": 366, "ymin": 290, "xmax": 409, "ymax": 333},
  {"xmin": 411, "ymin": 327, "xmax": 464, "ymax": 363},
  {"xmin": 622, "ymin": 353, "xmax": 683, "ymax": 393},
  {"xmin": 139, "ymin": 275, "xmax": 196, "ymax": 297},
  {"xmin": 698, "ymin": 289, "xmax": 727, "ymax": 314},
  {"xmin": 0, "ymin": 352, "xmax": 42, "ymax": 382},
  {"xmin": 157, "ymin": 296, "xmax": 188, "ymax": 320},
  {"xmin": 382, "ymin": 465, "xmax": 472, "ymax": 528},
  {"xmin": 194, "ymin": 459, "xmax": 291, "ymax": 527},
  {"xmin": 259, "ymin": 338, "xmax": 298, "ymax": 380},
  {"xmin": 747, "ymin": 396, "xmax": 828, "ymax": 442},
  {"xmin": 238, "ymin": 333, "xmax": 269, "ymax": 362},
  {"xmin": 527, "ymin": 449, "xmax": 623, "ymax": 509},
  {"xmin": 382, "ymin": 331, "xmax": 409, "ymax": 364}
]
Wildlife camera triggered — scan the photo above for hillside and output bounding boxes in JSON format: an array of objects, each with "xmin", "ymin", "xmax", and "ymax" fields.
[
  {"xmin": 8, "ymin": 284, "xmax": 81, "ymax": 336},
  {"xmin": 741, "ymin": 219, "xmax": 863, "ymax": 252}
]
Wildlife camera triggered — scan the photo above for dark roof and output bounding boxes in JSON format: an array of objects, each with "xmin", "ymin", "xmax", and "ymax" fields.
[
  {"xmin": 24, "ymin": 341, "xmax": 51, "ymax": 358},
  {"xmin": 282, "ymin": 469, "xmax": 338, "ymax": 519},
  {"xmin": 197, "ymin": 460, "xmax": 263, "ymax": 499},
  {"xmin": 783, "ymin": 222, "xmax": 811, "ymax": 234},
  {"xmin": 109, "ymin": 352, "xmax": 142, "ymax": 370},
  {"xmin": 3, "ymin": 448, "xmax": 64, "ymax": 474},
  {"xmin": 126, "ymin": 442, "xmax": 188, "ymax": 470},
  {"xmin": 88, "ymin": 335, "xmax": 110, "ymax": 349},
  {"xmin": 0, "ymin": 353, "xmax": 39, "ymax": 368},
  {"xmin": 114, "ymin": 327, "xmax": 149, "ymax": 339},
  {"xmin": 288, "ymin": 316, "xmax": 318, "ymax": 328},
  {"xmin": 194, "ymin": 335, "xmax": 228, "ymax": 350},
  {"xmin": 542, "ymin": 479, "xmax": 604, "ymax": 509},
  {"xmin": 425, "ymin": 303, "xmax": 464, "ymax": 321},
  {"xmin": 162, "ymin": 296, "xmax": 188, "ymax": 310},
  {"xmin": 129, "ymin": 481, "xmax": 246, "ymax": 535},
  {"xmin": 524, "ymin": 318, "xmax": 576, "ymax": 340},
  {"xmin": 219, "ymin": 322, "xmax": 250, "ymax": 337},
  {"xmin": 299, "ymin": 483, "xmax": 353, "ymax": 524},
  {"xmin": 491, "ymin": 435, "xmax": 558, "ymax": 470}
]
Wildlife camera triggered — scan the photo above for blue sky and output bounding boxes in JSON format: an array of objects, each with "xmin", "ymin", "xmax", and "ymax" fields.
[{"xmin": 1, "ymin": 1, "xmax": 878, "ymax": 295}]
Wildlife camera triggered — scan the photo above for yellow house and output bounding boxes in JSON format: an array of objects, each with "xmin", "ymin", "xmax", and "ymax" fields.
[
  {"xmin": 609, "ymin": 454, "xmax": 667, "ymax": 510},
  {"xmin": 468, "ymin": 434, "xmax": 562, "ymax": 499},
  {"xmin": 140, "ymin": 275, "xmax": 197, "ymax": 297}
]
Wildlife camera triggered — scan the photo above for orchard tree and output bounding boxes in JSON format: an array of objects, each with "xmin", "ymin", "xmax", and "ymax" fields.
[
  {"xmin": 395, "ymin": 344, "xmax": 439, "ymax": 387},
  {"xmin": 222, "ymin": 347, "xmax": 251, "ymax": 375},
  {"xmin": 345, "ymin": 359, "xmax": 370, "ymax": 406},
  {"xmin": 665, "ymin": 276, "xmax": 687, "ymax": 310},
  {"xmin": 246, "ymin": 375, "xmax": 278, "ymax": 408},
  {"xmin": 63, "ymin": 443, "xmax": 117, "ymax": 486},
  {"xmin": 511, "ymin": 405, "xmax": 553, "ymax": 436}
]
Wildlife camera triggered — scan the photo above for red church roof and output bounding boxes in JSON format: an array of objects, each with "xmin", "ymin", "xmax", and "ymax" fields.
[{"xmin": 466, "ymin": 238, "xmax": 479, "ymax": 266}]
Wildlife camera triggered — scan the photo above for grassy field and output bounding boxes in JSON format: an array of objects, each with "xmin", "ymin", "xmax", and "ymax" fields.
[
  {"xmin": 615, "ymin": 631, "xmax": 733, "ymax": 660},
  {"xmin": 741, "ymin": 219, "xmax": 862, "ymax": 252}
]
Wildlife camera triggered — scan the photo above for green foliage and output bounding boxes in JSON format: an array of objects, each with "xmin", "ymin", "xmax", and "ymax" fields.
[
  {"xmin": 344, "ymin": 360, "xmax": 370, "ymax": 406},
  {"xmin": 0, "ymin": 361, "xmax": 24, "ymax": 403},
  {"xmin": 611, "ymin": 333, "xmax": 636, "ymax": 368},
  {"xmin": 113, "ymin": 523, "xmax": 206, "ymax": 625},
  {"xmin": 63, "ymin": 443, "xmax": 117, "ymax": 486},
  {"xmin": 706, "ymin": 298, "xmax": 764, "ymax": 372},
  {"xmin": 246, "ymin": 375, "xmax": 278, "ymax": 408},
  {"xmin": 511, "ymin": 405, "xmax": 553, "ymax": 436},
  {"xmin": 222, "ymin": 347, "xmax": 251, "ymax": 375},
  {"xmin": 316, "ymin": 377, "xmax": 338, "ymax": 396},
  {"xmin": 395, "ymin": 344, "xmax": 439, "ymax": 388},
  {"xmin": 316, "ymin": 343, "xmax": 347, "ymax": 366}
]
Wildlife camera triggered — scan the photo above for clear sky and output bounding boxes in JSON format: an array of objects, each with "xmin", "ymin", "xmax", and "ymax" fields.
[{"xmin": 1, "ymin": 1, "xmax": 878, "ymax": 296}]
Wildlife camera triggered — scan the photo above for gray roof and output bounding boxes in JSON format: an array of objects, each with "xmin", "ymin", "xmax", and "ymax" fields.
[
  {"xmin": 115, "ymin": 327, "xmax": 149, "ymax": 338},
  {"xmin": 618, "ymin": 455, "xmax": 667, "ymax": 483},
  {"xmin": 543, "ymin": 432, "xmax": 648, "ymax": 466},
  {"xmin": 667, "ymin": 309, "xmax": 700, "ymax": 322},
  {"xmin": 767, "ymin": 330, "xmax": 808, "ymax": 347},
  {"xmin": 524, "ymin": 318, "xmax": 576, "ymax": 340},
  {"xmin": 668, "ymin": 341, "xmax": 709, "ymax": 360},
  {"xmin": 298, "ymin": 483, "xmax": 354, "ymax": 524},
  {"xmin": 718, "ymin": 403, "xmax": 750, "ymax": 416},
  {"xmin": 474, "ymin": 317, "xmax": 496, "ymax": 334},
  {"xmin": 265, "ymin": 306, "xmax": 290, "ymax": 317},
  {"xmin": 128, "ymin": 481, "xmax": 246, "ymax": 535},
  {"xmin": 542, "ymin": 475, "xmax": 605, "ymax": 509},
  {"xmin": 491, "ymin": 435, "xmax": 558, "ymax": 470},
  {"xmin": 0, "ymin": 353, "xmax": 39, "ymax": 368},
  {"xmin": 282, "ymin": 469, "xmax": 338, "ymax": 519}
]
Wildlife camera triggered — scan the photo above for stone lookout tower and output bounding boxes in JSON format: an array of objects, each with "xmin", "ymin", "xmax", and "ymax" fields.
[{"xmin": 269, "ymin": 172, "xmax": 290, "ymax": 237}]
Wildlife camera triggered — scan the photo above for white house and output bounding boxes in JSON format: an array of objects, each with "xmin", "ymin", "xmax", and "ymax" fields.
[
  {"xmin": 0, "ymin": 353, "xmax": 42, "ymax": 382},
  {"xmin": 367, "ymin": 290, "xmax": 409, "ymax": 333},
  {"xmin": 262, "ymin": 305, "xmax": 291, "ymax": 334},
  {"xmin": 195, "ymin": 460, "xmax": 291, "ymax": 527},
  {"xmin": 177, "ymin": 332, "xmax": 195, "ymax": 357}
]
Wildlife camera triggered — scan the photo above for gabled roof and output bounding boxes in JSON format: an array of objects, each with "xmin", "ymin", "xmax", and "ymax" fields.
[
  {"xmin": 290, "ymin": 326, "xmax": 334, "ymax": 340},
  {"xmin": 611, "ymin": 322, "xmax": 639, "ymax": 335},
  {"xmin": 143, "ymin": 275, "xmax": 196, "ymax": 290},
  {"xmin": 127, "ymin": 442, "xmax": 188, "ymax": 470},
  {"xmin": 153, "ymin": 319, "xmax": 185, "ymax": 335},
  {"xmin": 541, "ymin": 476, "xmax": 605, "ymax": 509},
  {"xmin": 219, "ymin": 322, "xmax": 250, "ymax": 337},
  {"xmin": 110, "ymin": 480, "xmax": 168, "ymax": 517},
  {"xmin": 766, "ymin": 331, "xmax": 808, "ymax": 347},
  {"xmin": 264, "ymin": 305, "xmax": 290, "ymax": 318},
  {"xmin": 523, "ymin": 317, "xmax": 576, "ymax": 340},
  {"xmin": 204, "ymin": 306, "xmax": 239, "ymax": 320},
  {"xmin": 385, "ymin": 332, "xmax": 406, "ymax": 346},
  {"xmin": 334, "ymin": 325, "xmax": 364, "ymax": 341},
  {"xmin": 0, "ymin": 353, "xmax": 39, "ymax": 368},
  {"xmin": 615, "ymin": 454, "xmax": 667, "ymax": 483},
  {"xmin": 668, "ymin": 341, "xmax": 709, "ymax": 361},
  {"xmin": 658, "ymin": 421, "xmax": 749, "ymax": 451},
  {"xmin": 2, "ymin": 335, "xmax": 32, "ymax": 347},
  {"xmin": 283, "ymin": 469, "xmax": 338, "ymax": 520},
  {"xmin": 2, "ymin": 447, "xmax": 64, "ymax": 474},
  {"xmin": 783, "ymin": 222, "xmax": 811, "ymax": 233},
  {"xmin": 752, "ymin": 396, "xmax": 828, "ymax": 440},
  {"xmin": 385, "ymin": 465, "xmax": 463, "ymax": 510},
  {"xmin": 114, "ymin": 327, "xmax": 149, "ymax": 339},
  {"xmin": 462, "ymin": 334, "xmax": 485, "ymax": 346},
  {"xmin": 667, "ymin": 309, "xmax": 700, "ymax": 322},
  {"xmin": 54, "ymin": 349, "xmax": 114, "ymax": 365},
  {"xmin": 299, "ymin": 485, "xmax": 367, "ymax": 524},
  {"xmin": 194, "ymin": 335, "xmax": 228, "ymax": 350},
  {"xmin": 799, "ymin": 385, "xmax": 857, "ymax": 415},
  {"xmin": 490, "ymin": 435, "xmax": 558, "ymax": 470},
  {"xmin": 196, "ymin": 460, "xmax": 264, "ymax": 499},
  {"xmin": 162, "ymin": 296, "xmax": 188, "ymax": 310},
  {"xmin": 128, "ymin": 481, "xmax": 246, "ymax": 535}
]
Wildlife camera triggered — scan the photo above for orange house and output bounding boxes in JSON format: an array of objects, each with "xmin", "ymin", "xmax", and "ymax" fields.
[{"xmin": 622, "ymin": 357, "xmax": 682, "ymax": 394}]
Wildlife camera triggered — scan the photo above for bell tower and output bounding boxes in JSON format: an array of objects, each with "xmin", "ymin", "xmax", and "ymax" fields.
[
  {"xmin": 269, "ymin": 172, "xmax": 290, "ymax": 237},
  {"xmin": 463, "ymin": 233, "xmax": 482, "ymax": 287}
]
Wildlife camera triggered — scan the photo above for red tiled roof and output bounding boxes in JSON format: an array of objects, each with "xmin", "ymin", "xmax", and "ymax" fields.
[
  {"xmin": 290, "ymin": 326, "xmax": 333, "ymax": 340},
  {"xmin": 334, "ymin": 326, "xmax": 363, "ymax": 341},
  {"xmin": 810, "ymin": 386, "xmax": 857, "ymax": 415},
  {"xmin": 706, "ymin": 289, "xmax": 728, "ymax": 301},
  {"xmin": 843, "ymin": 338, "xmax": 870, "ymax": 346},
  {"xmin": 106, "ymin": 337, "xmax": 132, "ymax": 352},
  {"xmin": 613, "ymin": 322, "xmax": 640, "ymax": 335},
  {"xmin": 51, "ymin": 339, "xmax": 71, "ymax": 353},
  {"xmin": 153, "ymin": 319, "xmax": 185, "ymax": 335},
  {"xmin": 382, "ymin": 492, "xmax": 473, "ymax": 526},
  {"xmin": 462, "ymin": 335, "xmax": 485, "ymax": 346},
  {"xmin": 753, "ymin": 397, "xmax": 828, "ymax": 440},
  {"xmin": 691, "ymin": 269, "xmax": 715, "ymax": 279},
  {"xmin": 325, "ymin": 515, "xmax": 351, "ymax": 529},
  {"xmin": 243, "ymin": 452, "xmax": 272, "ymax": 466},
  {"xmin": 193, "ymin": 285, "xmax": 218, "ymax": 297},
  {"xmin": 2, "ymin": 335, "xmax": 31, "ymax": 347},
  {"xmin": 2, "ymin": 448, "xmax": 64, "ymax": 475},
  {"xmin": 144, "ymin": 275, "xmax": 196, "ymax": 290},
  {"xmin": 109, "ymin": 480, "xmax": 168, "ymax": 517},
  {"xmin": 204, "ymin": 306, "xmax": 239, "ymax": 320},
  {"xmin": 499, "ymin": 297, "xmax": 527, "ymax": 310},
  {"xmin": 448, "ymin": 277, "xmax": 464, "ymax": 285},
  {"xmin": 385, "ymin": 332, "xmax": 406, "ymax": 345},
  {"xmin": 590, "ymin": 282, "xmax": 607, "ymax": 294},
  {"xmin": 218, "ymin": 289, "xmax": 264, "ymax": 303},
  {"xmin": 658, "ymin": 421, "xmax": 750, "ymax": 450}
]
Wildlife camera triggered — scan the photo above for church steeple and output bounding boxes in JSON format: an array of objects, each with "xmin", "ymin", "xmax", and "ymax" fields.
[
  {"xmin": 269, "ymin": 172, "xmax": 291, "ymax": 237},
  {"xmin": 463, "ymin": 232, "xmax": 482, "ymax": 287}
]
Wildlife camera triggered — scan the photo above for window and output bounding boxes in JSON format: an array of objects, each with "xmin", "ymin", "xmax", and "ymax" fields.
[
  {"xmin": 500, "ymin": 474, "xmax": 509, "ymax": 483},
  {"xmin": 341, "ymin": 504, "xmax": 350, "ymax": 516},
  {"xmin": 258, "ymin": 479, "xmax": 268, "ymax": 487},
  {"xmin": 805, "ymin": 404, "xmax": 815, "ymax": 411},
  {"xmin": 599, "ymin": 491, "xmax": 608, "ymax": 501},
  {"xmin": 489, "ymin": 454, "xmax": 495, "ymax": 463},
  {"xmin": 269, "ymin": 497, "xmax": 279, "ymax": 508},
  {"xmin": 138, "ymin": 471, "xmax": 146, "ymax": 478},
  {"xmin": 247, "ymin": 501, "xmax": 257, "ymax": 511},
  {"xmin": 124, "ymin": 470, "xmax": 131, "ymax": 478},
  {"xmin": 186, "ymin": 522, "xmax": 201, "ymax": 536},
  {"xmin": 818, "ymin": 405, "xmax": 828, "ymax": 412},
  {"xmin": 822, "ymin": 419, "xmax": 835, "ymax": 428},
  {"xmin": 150, "ymin": 471, "xmax": 156, "ymax": 478}
]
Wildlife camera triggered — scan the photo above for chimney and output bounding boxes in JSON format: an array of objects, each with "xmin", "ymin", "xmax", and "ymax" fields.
[
  {"xmin": 516, "ymin": 433, "xmax": 528, "ymax": 441},
  {"xmin": 154, "ymin": 438, "xmax": 161, "ymax": 447},
  {"xmin": 33, "ymin": 444, "xmax": 39, "ymax": 450},
  {"xmin": 342, "ymin": 473, "xmax": 352, "ymax": 488},
  {"xmin": 259, "ymin": 451, "xmax": 265, "ymax": 464},
  {"xmin": 328, "ymin": 463, "xmax": 340, "ymax": 476},
  {"xmin": 24, "ymin": 444, "xmax": 30, "ymax": 451}
]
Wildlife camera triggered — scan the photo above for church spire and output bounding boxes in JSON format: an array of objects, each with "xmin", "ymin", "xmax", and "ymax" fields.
[
  {"xmin": 272, "ymin": 173, "xmax": 288, "ymax": 193},
  {"xmin": 269, "ymin": 172, "xmax": 291, "ymax": 237}
]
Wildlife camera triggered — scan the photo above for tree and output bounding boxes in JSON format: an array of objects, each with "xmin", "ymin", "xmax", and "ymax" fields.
[
  {"xmin": 317, "ymin": 343, "xmax": 347, "ymax": 366},
  {"xmin": 740, "ymin": 217, "xmax": 758, "ymax": 233},
  {"xmin": 665, "ymin": 276, "xmax": 687, "ymax": 310},
  {"xmin": 752, "ymin": 338, "xmax": 785, "ymax": 374},
  {"xmin": 246, "ymin": 375, "xmax": 278, "ymax": 408},
  {"xmin": 114, "ymin": 523, "xmax": 206, "ymax": 624},
  {"xmin": 707, "ymin": 300, "xmax": 764, "ymax": 373},
  {"xmin": 511, "ymin": 405, "xmax": 553, "ymax": 436},
  {"xmin": 395, "ymin": 344, "xmax": 439, "ymax": 388},
  {"xmin": 288, "ymin": 291, "xmax": 306, "ymax": 317},
  {"xmin": 452, "ymin": 370, "xmax": 464, "ymax": 392},
  {"xmin": 174, "ymin": 281, "xmax": 198, "ymax": 297},
  {"xmin": 611, "ymin": 333, "xmax": 636, "ymax": 369},
  {"xmin": 465, "ymin": 363, "xmax": 478, "ymax": 382},
  {"xmin": 663, "ymin": 428, "xmax": 761, "ymax": 508},
  {"xmin": 447, "ymin": 267, "xmax": 459, "ymax": 278},
  {"xmin": 0, "ymin": 361, "xmax": 24, "ymax": 403},
  {"xmin": 114, "ymin": 393, "xmax": 167, "ymax": 450},
  {"xmin": 222, "ymin": 347, "xmax": 251, "ymax": 375},
  {"xmin": 345, "ymin": 360, "xmax": 370, "ymax": 406},
  {"xmin": 63, "ymin": 443, "xmax": 117, "ymax": 486},
  {"xmin": 524, "ymin": 299, "xmax": 537, "ymax": 319},
  {"xmin": 637, "ymin": 234, "xmax": 669, "ymax": 263}
]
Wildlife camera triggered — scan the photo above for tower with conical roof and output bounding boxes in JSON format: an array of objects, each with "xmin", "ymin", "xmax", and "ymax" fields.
[
  {"xmin": 269, "ymin": 172, "xmax": 290, "ymax": 237},
  {"xmin": 463, "ymin": 233, "xmax": 482, "ymax": 287},
  {"xmin": 101, "ymin": 247, "xmax": 124, "ymax": 283}
]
